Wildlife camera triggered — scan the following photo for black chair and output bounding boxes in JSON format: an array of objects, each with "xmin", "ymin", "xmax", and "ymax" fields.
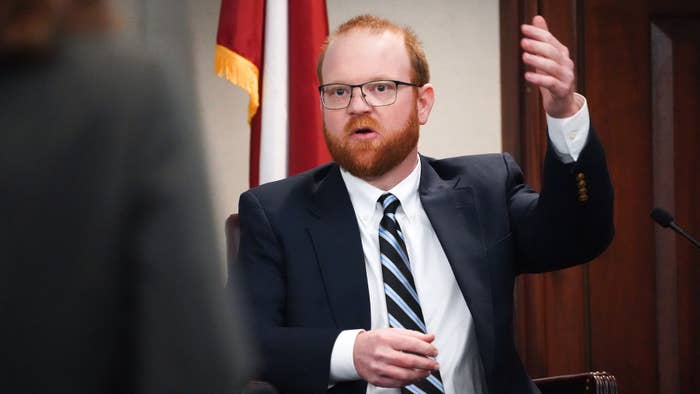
[{"xmin": 226, "ymin": 214, "xmax": 618, "ymax": 394}]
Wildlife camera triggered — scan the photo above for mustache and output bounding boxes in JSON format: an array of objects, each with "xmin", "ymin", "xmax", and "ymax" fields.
[{"xmin": 343, "ymin": 116, "xmax": 382, "ymax": 135}]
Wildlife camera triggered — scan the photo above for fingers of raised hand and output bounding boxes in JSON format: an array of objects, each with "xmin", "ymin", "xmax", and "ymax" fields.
[
  {"xmin": 521, "ymin": 38, "xmax": 568, "ymax": 66},
  {"xmin": 520, "ymin": 16, "xmax": 578, "ymax": 116},
  {"xmin": 523, "ymin": 69, "xmax": 553, "ymax": 84},
  {"xmin": 521, "ymin": 22, "xmax": 568, "ymax": 55},
  {"xmin": 522, "ymin": 53, "xmax": 574, "ymax": 84},
  {"xmin": 520, "ymin": 34, "xmax": 575, "ymax": 98}
]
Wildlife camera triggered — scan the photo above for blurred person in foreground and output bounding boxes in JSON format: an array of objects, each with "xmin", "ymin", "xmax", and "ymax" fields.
[
  {"xmin": 0, "ymin": 0, "xmax": 251, "ymax": 392},
  {"xmin": 236, "ymin": 14, "xmax": 613, "ymax": 394}
]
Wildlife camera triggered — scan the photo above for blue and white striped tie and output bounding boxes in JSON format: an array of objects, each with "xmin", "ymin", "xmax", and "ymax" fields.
[{"xmin": 378, "ymin": 193, "xmax": 445, "ymax": 394}]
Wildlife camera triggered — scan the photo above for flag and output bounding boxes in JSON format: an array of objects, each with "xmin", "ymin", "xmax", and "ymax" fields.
[
  {"xmin": 215, "ymin": 0, "xmax": 331, "ymax": 187},
  {"xmin": 287, "ymin": 0, "xmax": 331, "ymax": 177},
  {"xmin": 214, "ymin": 0, "xmax": 264, "ymax": 186}
]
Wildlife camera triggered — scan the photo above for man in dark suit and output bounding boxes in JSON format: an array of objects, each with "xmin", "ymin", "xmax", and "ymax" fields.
[
  {"xmin": 237, "ymin": 14, "xmax": 613, "ymax": 394},
  {"xmin": 0, "ymin": 1, "xmax": 251, "ymax": 392}
]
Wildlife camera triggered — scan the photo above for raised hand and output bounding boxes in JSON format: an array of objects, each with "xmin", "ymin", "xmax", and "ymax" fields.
[
  {"xmin": 521, "ymin": 15, "xmax": 579, "ymax": 118},
  {"xmin": 353, "ymin": 328, "xmax": 440, "ymax": 388}
]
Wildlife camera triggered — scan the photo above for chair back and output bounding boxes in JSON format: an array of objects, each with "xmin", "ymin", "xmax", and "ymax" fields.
[{"xmin": 225, "ymin": 213, "xmax": 240, "ymax": 267}]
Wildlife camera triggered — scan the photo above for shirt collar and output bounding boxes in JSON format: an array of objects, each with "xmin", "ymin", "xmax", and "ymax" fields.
[{"xmin": 340, "ymin": 155, "xmax": 422, "ymax": 224}]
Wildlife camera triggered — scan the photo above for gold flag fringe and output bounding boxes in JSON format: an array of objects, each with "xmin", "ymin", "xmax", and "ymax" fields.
[{"xmin": 214, "ymin": 44, "xmax": 260, "ymax": 124}]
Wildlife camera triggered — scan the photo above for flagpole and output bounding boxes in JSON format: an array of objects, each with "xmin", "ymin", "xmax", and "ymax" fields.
[{"xmin": 259, "ymin": 0, "xmax": 289, "ymax": 184}]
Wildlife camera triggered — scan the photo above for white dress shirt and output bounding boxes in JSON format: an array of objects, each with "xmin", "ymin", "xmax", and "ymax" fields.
[{"xmin": 329, "ymin": 94, "xmax": 590, "ymax": 394}]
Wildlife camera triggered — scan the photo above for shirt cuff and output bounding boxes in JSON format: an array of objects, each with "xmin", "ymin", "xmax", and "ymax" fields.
[
  {"xmin": 329, "ymin": 329, "xmax": 364, "ymax": 384},
  {"xmin": 546, "ymin": 93, "xmax": 590, "ymax": 163}
]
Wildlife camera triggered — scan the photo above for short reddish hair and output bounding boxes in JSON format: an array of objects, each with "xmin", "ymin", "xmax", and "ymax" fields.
[{"xmin": 316, "ymin": 14, "xmax": 430, "ymax": 86}]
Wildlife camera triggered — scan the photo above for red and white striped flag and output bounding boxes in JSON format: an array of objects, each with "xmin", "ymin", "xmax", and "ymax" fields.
[{"xmin": 215, "ymin": 0, "xmax": 331, "ymax": 187}]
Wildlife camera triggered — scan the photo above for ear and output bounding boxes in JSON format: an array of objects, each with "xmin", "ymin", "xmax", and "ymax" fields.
[{"xmin": 416, "ymin": 83, "xmax": 435, "ymax": 125}]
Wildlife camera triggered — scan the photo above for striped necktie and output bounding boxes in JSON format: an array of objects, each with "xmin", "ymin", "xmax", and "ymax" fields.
[{"xmin": 378, "ymin": 193, "xmax": 445, "ymax": 394}]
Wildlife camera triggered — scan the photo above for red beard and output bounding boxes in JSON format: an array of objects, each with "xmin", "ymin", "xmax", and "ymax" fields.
[{"xmin": 323, "ymin": 107, "xmax": 419, "ymax": 179}]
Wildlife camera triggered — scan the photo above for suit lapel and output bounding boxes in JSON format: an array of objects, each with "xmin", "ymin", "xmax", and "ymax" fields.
[
  {"xmin": 418, "ymin": 156, "xmax": 496, "ymax": 379},
  {"xmin": 306, "ymin": 165, "xmax": 372, "ymax": 330}
]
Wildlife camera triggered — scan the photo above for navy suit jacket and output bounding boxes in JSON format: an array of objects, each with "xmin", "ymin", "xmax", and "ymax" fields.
[{"xmin": 236, "ymin": 130, "xmax": 613, "ymax": 394}]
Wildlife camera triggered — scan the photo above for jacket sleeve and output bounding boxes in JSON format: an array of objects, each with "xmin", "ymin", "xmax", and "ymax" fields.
[{"xmin": 506, "ymin": 127, "xmax": 614, "ymax": 274}]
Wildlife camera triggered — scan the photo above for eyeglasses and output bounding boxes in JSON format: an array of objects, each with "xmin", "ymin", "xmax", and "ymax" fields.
[{"xmin": 318, "ymin": 80, "xmax": 420, "ymax": 110}]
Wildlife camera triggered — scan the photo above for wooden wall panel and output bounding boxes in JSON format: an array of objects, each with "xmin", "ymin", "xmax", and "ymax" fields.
[
  {"xmin": 651, "ymin": 20, "xmax": 679, "ymax": 394},
  {"xmin": 536, "ymin": 1, "xmax": 588, "ymax": 377},
  {"xmin": 584, "ymin": 1, "xmax": 660, "ymax": 392},
  {"xmin": 502, "ymin": 1, "xmax": 700, "ymax": 393},
  {"xmin": 500, "ymin": 0, "xmax": 524, "ymax": 164},
  {"xmin": 502, "ymin": 0, "xmax": 589, "ymax": 379},
  {"xmin": 640, "ymin": 14, "xmax": 699, "ymax": 394},
  {"xmin": 661, "ymin": 19, "xmax": 700, "ymax": 394}
]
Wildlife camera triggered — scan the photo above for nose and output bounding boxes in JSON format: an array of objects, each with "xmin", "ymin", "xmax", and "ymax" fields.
[{"xmin": 346, "ymin": 86, "xmax": 372, "ymax": 115}]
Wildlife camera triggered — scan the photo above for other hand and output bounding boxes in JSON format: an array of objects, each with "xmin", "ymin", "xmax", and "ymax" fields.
[
  {"xmin": 353, "ymin": 328, "xmax": 440, "ymax": 388},
  {"xmin": 521, "ymin": 15, "xmax": 579, "ymax": 118}
]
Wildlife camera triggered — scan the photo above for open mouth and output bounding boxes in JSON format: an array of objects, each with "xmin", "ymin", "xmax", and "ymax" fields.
[{"xmin": 350, "ymin": 127, "xmax": 378, "ymax": 140}]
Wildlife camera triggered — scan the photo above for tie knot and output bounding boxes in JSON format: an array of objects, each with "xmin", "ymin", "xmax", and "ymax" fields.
[{"xmin": 378, "ymin": 193, "xmax": 401, "ymax": 214}]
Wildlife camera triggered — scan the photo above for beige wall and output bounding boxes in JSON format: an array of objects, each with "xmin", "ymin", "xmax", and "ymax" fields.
[
  {"xmin": 142, "ymin": 0, "xmax": 502, "ymax": 258},
  {"xmin": 190, "ymin": 1, "xmax": 250, "ymax": 254}
]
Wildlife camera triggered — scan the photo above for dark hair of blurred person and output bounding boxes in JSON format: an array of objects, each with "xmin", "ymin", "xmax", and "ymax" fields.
[
  {"xmin": 0, "ymin": 0, "xmax": 112, "ymax": 55},
  {"xmin": 0, "ymin": 0, "xmax": 253, "ymax": 392}
]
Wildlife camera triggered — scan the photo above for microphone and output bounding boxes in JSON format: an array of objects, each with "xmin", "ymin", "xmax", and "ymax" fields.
[{"xmin": 650, "ymin": 207, "xmax": 700, "ymax": 249}]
